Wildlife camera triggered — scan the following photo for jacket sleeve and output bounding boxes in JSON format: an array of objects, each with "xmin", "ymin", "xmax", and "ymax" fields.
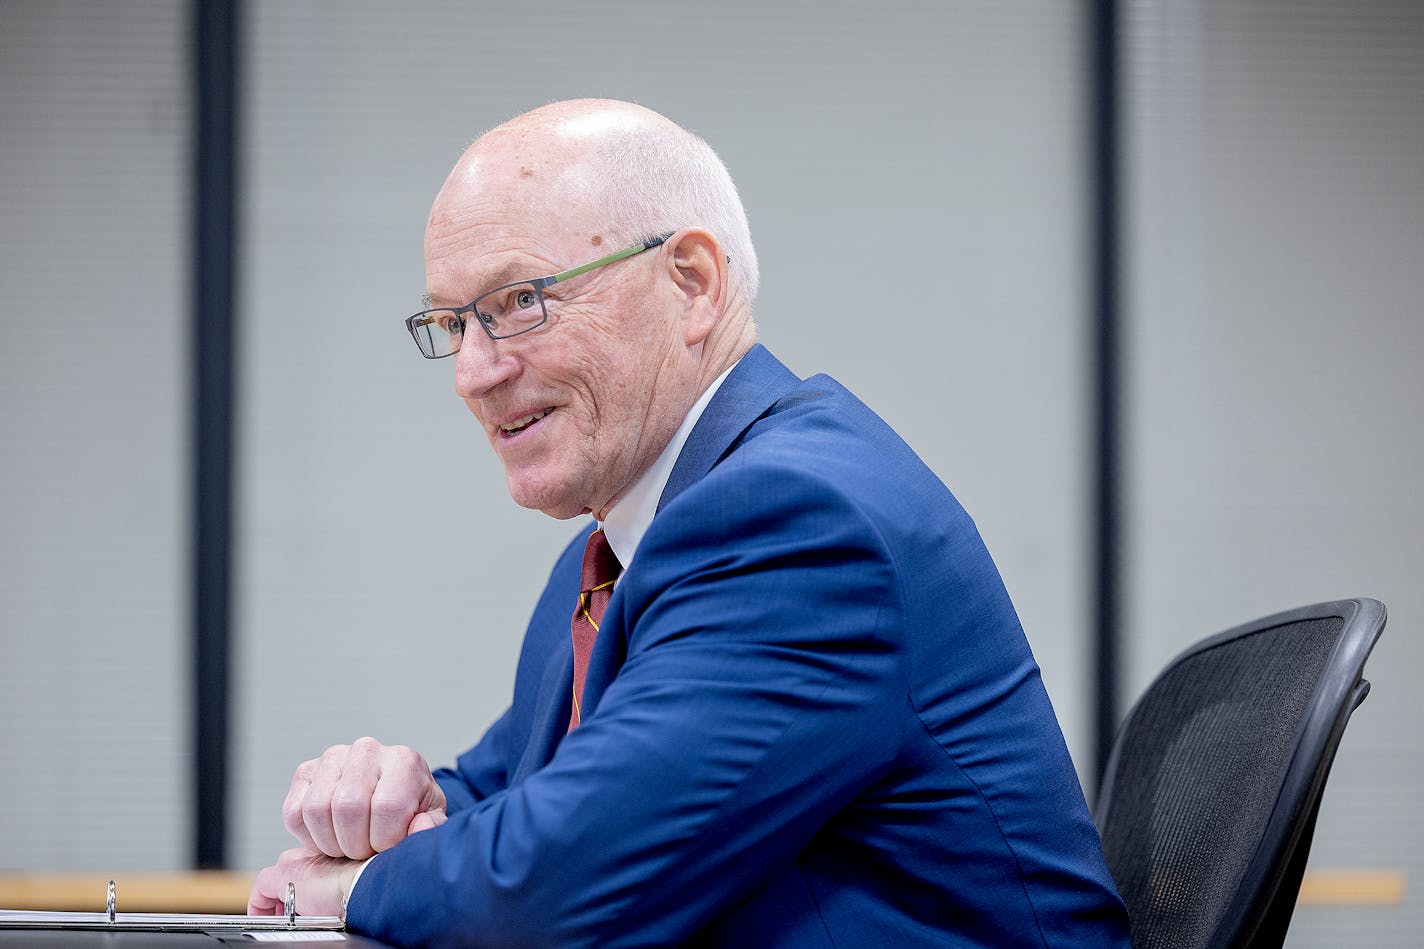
[{"xmin": 346, "ymin": 463, "xmax": 907, "ymax": 948}]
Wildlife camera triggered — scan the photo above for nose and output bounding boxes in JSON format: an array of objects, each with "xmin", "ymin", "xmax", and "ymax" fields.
[{"xmin": 454, "ymin": 329, "xmax": 521, "ymax": 400}]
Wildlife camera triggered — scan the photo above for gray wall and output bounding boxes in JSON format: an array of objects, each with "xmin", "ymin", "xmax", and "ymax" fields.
[{"xmin": 1, "ymin": 2, "xmax": 1419, "ymax": 945}]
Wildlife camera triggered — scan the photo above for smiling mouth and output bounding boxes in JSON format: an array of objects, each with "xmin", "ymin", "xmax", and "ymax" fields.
[{"xmin": 499, "ymin": 409, "xmax": 551, "ymax": 437}]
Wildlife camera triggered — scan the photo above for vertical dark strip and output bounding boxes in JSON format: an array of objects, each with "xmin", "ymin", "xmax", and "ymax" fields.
[
  {"xmin": 192, "ymin": 0, "xmax": 240, "ymax": 869},
  {"xmin": 1089, "ymin": 0, "xmax": 1122, "ymax": 787}
]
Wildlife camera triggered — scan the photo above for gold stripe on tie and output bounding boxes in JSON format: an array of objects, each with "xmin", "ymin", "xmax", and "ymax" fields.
[{"xmin": 569, "ymin": 530, "xmax": 621, "ymax": 730}]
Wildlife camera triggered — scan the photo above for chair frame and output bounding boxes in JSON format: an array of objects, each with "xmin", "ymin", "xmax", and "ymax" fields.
[{"xmin": 1095, "ymin": 597, "xmax": 1386, "ymax": 949}]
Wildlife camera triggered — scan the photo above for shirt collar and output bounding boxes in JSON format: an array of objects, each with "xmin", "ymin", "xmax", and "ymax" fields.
[{"xmin": 601, "ymin": 361, "xmax": 739, "ymax": 570}]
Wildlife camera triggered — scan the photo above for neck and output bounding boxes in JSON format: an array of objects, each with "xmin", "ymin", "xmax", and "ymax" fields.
[{"xmin": 696, "ymin": 306, "xmax": 756, "ymax": 393}]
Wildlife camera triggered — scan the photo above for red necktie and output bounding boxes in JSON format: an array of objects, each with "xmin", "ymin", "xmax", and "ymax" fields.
[{"xmin": 569, "ymin": 528, "xmax": 620, "ymax": 731}]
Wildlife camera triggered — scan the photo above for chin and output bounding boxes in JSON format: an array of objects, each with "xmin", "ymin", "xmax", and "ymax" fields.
[{"xmin": 505, "ymin": 474, "xmax": 585, "ymax": 520}]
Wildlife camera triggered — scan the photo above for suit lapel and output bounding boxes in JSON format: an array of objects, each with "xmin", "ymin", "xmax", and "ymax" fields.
[
  {"xmin": 657, "ymin": 344, "xmax": 800, "ymax": 514},
  {"xmin": 513, "ymin": 649, "xmax": 576, "ymax": 783},
  {"xmin": 516, "ymin": 347, "xmax": 800, "ymax": 775},
  {"xmin": 511, "ymin": 523, "xmax": 593, "ymax": 783}
]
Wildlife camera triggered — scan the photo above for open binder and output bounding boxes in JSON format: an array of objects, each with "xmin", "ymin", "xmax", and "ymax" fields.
[{"xmin": 0, "ymin": 880, "xmax": 343, "ymax": 933}]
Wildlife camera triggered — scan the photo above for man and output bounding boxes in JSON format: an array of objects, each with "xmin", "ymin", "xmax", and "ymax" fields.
[{"xmin": 250, "ymin": 99, "xmax": 1129, "ymax": 947}]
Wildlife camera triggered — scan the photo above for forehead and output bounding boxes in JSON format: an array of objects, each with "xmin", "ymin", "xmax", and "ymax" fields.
[{"xmin": 424, "ymin": 149, "xmax": 599, "ymax": 303}]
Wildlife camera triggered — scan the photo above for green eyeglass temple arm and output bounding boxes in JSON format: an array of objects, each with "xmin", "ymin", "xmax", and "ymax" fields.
[
  {"xmin": 406, "ymin": 231, "xmax": 729, "ymax": 333},
  {"xmin": 537, "ymin": 234, "xmax": 672, "ymax": 289},
  {"xmin": 407, "ymin": 236, "xmax": 670, "ymax": 329},
  {"xmin": 536, "ymin": 232, "xmax": 730, "ymax": 291}
]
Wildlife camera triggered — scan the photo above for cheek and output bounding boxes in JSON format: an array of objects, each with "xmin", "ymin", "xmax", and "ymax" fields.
[
  {"xmin": 552, "ymin": 328, "xmax": 627, "ymax": 420},
  {"xmin": 583, "ymin": 358, "xmax": 653, "ymax": 440},
  {"xmin": 548, "ymin": 290, "xmax": 674, "ymax": 431}
]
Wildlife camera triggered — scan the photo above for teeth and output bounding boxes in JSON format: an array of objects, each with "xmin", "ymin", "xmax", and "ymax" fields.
[{"xmin": 500, "ymin": 410, "xmax": 548, "ymax": 433}]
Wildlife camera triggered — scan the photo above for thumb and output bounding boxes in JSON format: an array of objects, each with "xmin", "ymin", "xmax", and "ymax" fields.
[{"xmin": 407, "ymin": 809, "xmax": 447, "ymax": 835}]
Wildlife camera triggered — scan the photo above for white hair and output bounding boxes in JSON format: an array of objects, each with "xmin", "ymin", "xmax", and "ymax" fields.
[{"xmin": 576, "ymin": 119, "xmax": 760, "ymax": 308}]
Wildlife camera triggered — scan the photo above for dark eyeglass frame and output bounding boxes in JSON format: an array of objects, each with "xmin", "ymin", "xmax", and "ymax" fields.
[{"xmin": 404, "ymin": 233, "xmax": 674, "ymax": 359}]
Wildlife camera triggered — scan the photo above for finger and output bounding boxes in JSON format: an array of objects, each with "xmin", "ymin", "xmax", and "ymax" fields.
[
  {"xmin": 246, "ymin": 883, "xmax": 268, "ymax": 915},
  {"xmin": 282, "ymin": 758, "xmax": 320, "ymax": 851},
  {"xmin": 332, "ymin": 739, "xmax": 383, "ymax": 859},
  {"xmin": 247, "ymin": 864, "xmax": 285, "ymax": 916},
  {"xmin": 418, "ymin": 769, "xmax": 448, "ymax": 819},
  {"xmin": 367, "ymin": 745, "xmax": 438, "ymax": 851},
  {"xmin": 301, "ymin": 744, "xmax": 351, "ymax": 858},
  {"xmin": 407, "ymin": 808, "xmax": 447, "ymax": 835}
]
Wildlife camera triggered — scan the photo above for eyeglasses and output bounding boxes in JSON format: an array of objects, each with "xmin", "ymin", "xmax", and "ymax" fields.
[{"xmin": 404, "ymin": 233, "xmax": 672, "ymax": 359}]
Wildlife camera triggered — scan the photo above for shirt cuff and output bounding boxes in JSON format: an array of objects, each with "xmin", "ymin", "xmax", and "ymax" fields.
[{"xmin": 342, "ymin": 855, "xmax": 377, "ymax": 921}]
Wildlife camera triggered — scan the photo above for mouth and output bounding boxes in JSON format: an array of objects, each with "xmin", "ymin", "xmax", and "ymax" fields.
[{"xmin": 497, "ymin": 408, "xmax": 553, "ymax": 438}]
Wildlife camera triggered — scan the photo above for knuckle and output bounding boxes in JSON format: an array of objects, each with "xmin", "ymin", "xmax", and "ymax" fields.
[
  {"xmin": 319, "ymin": 744, "xmax": 350, "ymax": 765},
  {"xmin": 391, "ymin": 745, "xmax": 424, "ymax": 771},
  {"xmin": 330, "ymin": 791, "xmax": 367, "ymax": 821},
  {"xmin": 370, "ymin": 792, "xmax": 413, "ymax": 823},
  {"xmin": 302, "ymin": 789, "xmax": 333, "ymax": 823}
]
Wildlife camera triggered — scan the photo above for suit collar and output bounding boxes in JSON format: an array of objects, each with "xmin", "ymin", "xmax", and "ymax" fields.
[
  {"xmin": 657, "ymin": 344, "xmax": 800, "ymax": 513},
  {"xmin": 601, "ymin": 361, "xmax": 737, "ymax": 569}
]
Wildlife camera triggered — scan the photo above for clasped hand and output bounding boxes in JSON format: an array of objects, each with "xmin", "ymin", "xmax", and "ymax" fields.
[{"xmin": 248, "ymin": 737, "xmax": 447, "ymax": 916}]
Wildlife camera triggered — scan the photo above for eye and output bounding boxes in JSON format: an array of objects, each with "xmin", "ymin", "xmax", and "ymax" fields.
[
  {"xmin": 514, "ymin": 289, "xmax": 539, "ymax": 310},
  {"xmin": 439, "ymin": 313, "xmax": 464, "ymax": 335}
]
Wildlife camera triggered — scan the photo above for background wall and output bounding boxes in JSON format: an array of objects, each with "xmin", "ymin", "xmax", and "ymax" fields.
[
  {"xmin": 0, "ymin": 0, "xmax": 190, "ymax": 871},
  {"xmin": 1122, "ymin": 1, "xmax": 1424, "ymax": 944},
  {"xmin": 1, "ymin": 1, "xmax": 1419, "ymax": 945}
]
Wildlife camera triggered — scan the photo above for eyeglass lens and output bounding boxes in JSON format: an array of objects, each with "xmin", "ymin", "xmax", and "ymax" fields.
[
  {"xmin": 410, "ymin": 313, "xmax": 463, "ymax": 358},
  {"xmin": 478, "ymin": 283, "xmax": 545, "ymax": 337},
  {"xmin": 412, "ymin": 282, "xmax": 548, "ymax": 356}
]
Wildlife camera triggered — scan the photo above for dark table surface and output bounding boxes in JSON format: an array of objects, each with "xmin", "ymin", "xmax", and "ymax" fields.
[{"xmin": 0, "ymin": 931, "xmax": 396, "ymax": 948}]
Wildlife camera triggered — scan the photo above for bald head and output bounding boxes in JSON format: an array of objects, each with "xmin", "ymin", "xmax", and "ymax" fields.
[{"xmin": 437, "ymin": 99, "xmax": 759, "ymax": 312}]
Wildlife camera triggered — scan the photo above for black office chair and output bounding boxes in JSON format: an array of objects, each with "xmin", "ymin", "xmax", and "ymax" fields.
[{"xmin": 1094, "ymin": 598, "xmax": 1386, "ymax": 949}]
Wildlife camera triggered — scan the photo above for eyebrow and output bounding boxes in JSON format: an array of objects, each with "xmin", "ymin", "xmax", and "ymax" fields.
[{"xmin": 421, "ymin": 263, "xmax": 534, "ymax": 311}]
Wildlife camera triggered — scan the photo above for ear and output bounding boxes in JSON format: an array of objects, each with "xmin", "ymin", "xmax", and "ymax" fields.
[{"xmin": 662, "ymin": 228, "xmax": 725, "ymax": 347}]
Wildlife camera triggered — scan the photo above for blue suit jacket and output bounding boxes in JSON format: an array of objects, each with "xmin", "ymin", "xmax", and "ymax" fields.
[{"xmin": 349, "ymin": 346, "xmax": 1129, "ymax": 947}]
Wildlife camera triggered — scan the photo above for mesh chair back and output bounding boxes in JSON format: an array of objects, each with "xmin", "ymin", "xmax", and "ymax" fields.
[{"xmin": 1095, "ymin": 598, "xmax": 1385, "ymax": 949}]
